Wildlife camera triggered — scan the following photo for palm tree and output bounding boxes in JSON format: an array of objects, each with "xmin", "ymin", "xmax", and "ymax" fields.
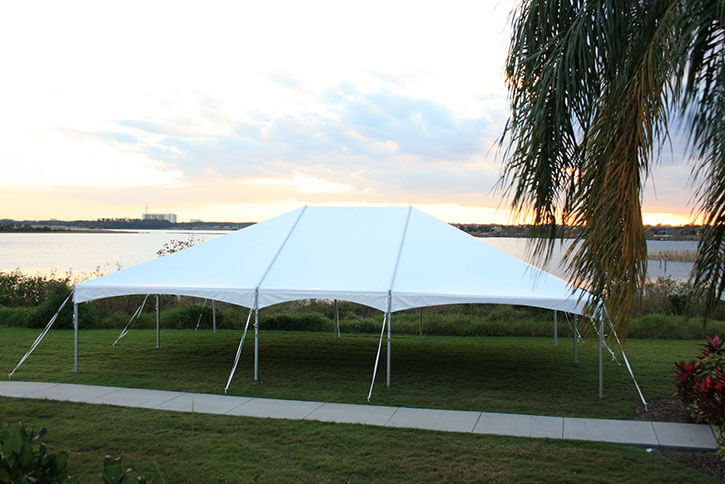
[{"xmin": 500, "ymin": 0, "xmax": 723, "ymax": 334}]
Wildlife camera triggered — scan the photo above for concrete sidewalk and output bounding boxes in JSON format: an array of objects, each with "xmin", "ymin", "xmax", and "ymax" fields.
[{"xmin": 0, "ymin": 381, "xmax": 716, "ymax": 450}]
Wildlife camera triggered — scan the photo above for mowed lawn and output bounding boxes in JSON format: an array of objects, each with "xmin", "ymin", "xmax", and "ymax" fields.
[
  {"xmin": 0, "ymin": 328, "xmax": 715, "ymax": 482},
  {"xmin": 0, "ymin": 397, "xmax": 716, "ymax": 483},
  {"xmin": 0, "ymin": 328, "xmax": 699, "ymax": 418}
]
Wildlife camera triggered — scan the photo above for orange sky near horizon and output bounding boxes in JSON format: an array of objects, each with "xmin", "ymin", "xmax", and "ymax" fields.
[
  {"xmin": 0, "ymin": 0, "xmax": 699, "ymax": 227},
  {"xmin": 0, "ymin": 184, "xmax": 699, "ymax": 226}
]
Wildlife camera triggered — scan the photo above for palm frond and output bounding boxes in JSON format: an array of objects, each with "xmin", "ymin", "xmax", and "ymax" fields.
[{"xmin": 500, "ymin": 0, "xmax": 698, "ymax": 337}]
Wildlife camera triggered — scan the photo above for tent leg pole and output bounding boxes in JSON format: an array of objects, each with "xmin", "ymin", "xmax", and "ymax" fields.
[
  {"xmin": 73, "ymin": 303, "xmax": 79, "ymax": 373},
  {"xmin": 553, "ymin": 311, "xmax": 558, "ymax": 346},
  {"xmin": 419, "ymin": 308, "xmax": 423, "ymax": 344},
  {"xmin": 212, "ymin": 301, "xmax": 217, "ymax": 334},
  {"xmin": 254, "ymin": 308, "xmax": 259, "ymax": 382},
  {"xmin": 573, "ymin": 316, "xmax": 579, "ymax": 364},
  {"xmin": 155, "ymin": 295, "xmax": 160, "ymax": 349},
  {"xmin": 334, "ymin": 299, "xmax": 339, "ymax": 339},
  {"xmin": 386, "ymin": 311, "xmax": 391, "ymax": 388},
  {"xmin": 599, "ymin": 316, "xmax": 604, "ymax": 398}
]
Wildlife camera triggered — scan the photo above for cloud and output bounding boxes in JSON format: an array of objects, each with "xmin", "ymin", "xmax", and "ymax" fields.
[
  {"xmin": 26, "ymin": 75, "xmax": 697, "ymax": 223},
  {"xmin": 96, "ymin": 84, "xmax": 500, "ymax": 197}
]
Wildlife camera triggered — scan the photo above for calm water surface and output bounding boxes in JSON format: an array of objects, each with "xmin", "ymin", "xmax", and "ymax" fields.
[
  {"xmin": 0, "ymin": 230, "xmax": 226, "ymax": 278},
  {"xmin": 0, "ymin": 231, "xmax": 696, "ymax": 281},
  {"xmin": 481, "ymin": 238, "xmax": 696, "ymax": 281}
]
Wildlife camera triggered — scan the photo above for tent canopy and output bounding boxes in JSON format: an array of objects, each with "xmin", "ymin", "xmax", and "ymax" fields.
[{"xmin": 74, "ymin": 206, "xmax": 590, "ymax": 314}]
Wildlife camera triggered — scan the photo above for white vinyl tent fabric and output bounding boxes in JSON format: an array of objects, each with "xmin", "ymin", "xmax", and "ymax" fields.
[{"xmin": 74, "ymin": 206, "xmax": 591, "ymax": 313}]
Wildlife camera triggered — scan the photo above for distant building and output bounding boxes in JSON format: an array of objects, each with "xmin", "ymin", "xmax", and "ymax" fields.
[{"xmin": 143, "ymin": 213, "xmax": 177, "ymax": 223}]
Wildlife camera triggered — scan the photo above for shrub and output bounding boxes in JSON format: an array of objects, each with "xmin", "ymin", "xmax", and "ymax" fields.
[
  {"xmin": 0, "ymin": 423, "xmax": 73, "ymax": 483},
  {"xmin": 674, "ymin": 334, "xmax": 725, "ymax": 459},
  {"xmin": 101, "ymin": 455, "xmax": 163, "ymax": 484},
  {"xmin": 0, "ymin": 305, "xmax": 35, "ymax": 328},
  {"xmin": 0, "ymin": 270, "xmax": 72, "ymax": 308},
  {"xmin": 262, "ymin": 312, "xmax": 329, "ymax": 332},
  {"xmin": 32, "ymin": 288, "xmax": 74, "ymax": 329}
]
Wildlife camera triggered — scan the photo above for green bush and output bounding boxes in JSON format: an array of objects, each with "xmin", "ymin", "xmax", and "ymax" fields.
[
  {"xmin": 5, "ymin": 270, "xmax": 725, "ymax": 341},
  {"xmin": 262, "ymin": 312, "xmax": 330, "ymax": 331},
  {"xmin": 32, "ymin": 289, "xmax": 74, "ymax": 329},
  {"xmin": 0, "ymin": 305, "xmax": 34, "ymax": 328},
  {"xmin": 101, "ymin": 455, "xmax": 163, "ymax": 484},
  {"xmin": 0, "ymin": 423, "xmax": 72, "ymax": 483},
  {"xmin": 340, "ymin": 318, "xmax": 379, "ymax": 334},
  {"xmin": 629, "ymin": 314, "xmax": 725, "ymax": 339},
  {"xmin": 0, "ymin": 271, "xmax": 71, "ymax": 307}
]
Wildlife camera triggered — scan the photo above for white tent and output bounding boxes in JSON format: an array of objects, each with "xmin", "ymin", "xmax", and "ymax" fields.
[
  {"xmin": 74, "ymin": 206, "xmax": 590, "ymax": 312},
  {"xmin": 37, "ymin": 206, "xmax": 644, "ymax": 402},
  {"xmin": 67, "ymin": 206, "xmax": 615, "ymax": 395}
]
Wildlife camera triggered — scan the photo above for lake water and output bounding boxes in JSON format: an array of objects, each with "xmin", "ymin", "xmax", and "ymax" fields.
[
  {"xmin": 481, "ymin": 238, "xmax": 696, "ymax": 282},
  {"xmin": 0, "ymin": 230, "xmax": 696, "ymax": 281},
  {"xmin": 0, "ymin": 230, "xmax": 227, "ymax": 279}
]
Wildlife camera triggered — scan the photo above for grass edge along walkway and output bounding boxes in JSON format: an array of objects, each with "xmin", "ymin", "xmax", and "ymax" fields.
[
  {"xmin": 0, "ymin": 381, "xmax": 716, "ymax": 450},
  {"xmin": 1, "ymin": 329, "xmax": 703, "ymax": 419},
  {"xmin": 2, "ymin": 396, "xmax": 718, "ymax": 483}
]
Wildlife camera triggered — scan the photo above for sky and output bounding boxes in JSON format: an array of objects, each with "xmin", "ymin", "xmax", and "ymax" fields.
[{"xmin": 0, "ymin": 0, "xmax": 699, "ymax": 225}]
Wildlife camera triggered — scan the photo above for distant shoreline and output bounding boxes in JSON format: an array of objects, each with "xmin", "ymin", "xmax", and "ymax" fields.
[
  {"xmin": 0, "ymin": 228, "xmax": 139, "ymax": 234},
  {"xmin": 0, "ymin": 220, "xmax": 700, "ymax": 240},
  {"xmin": 0, "ymin": 220, "xmax": 253, "ymax": 232}
]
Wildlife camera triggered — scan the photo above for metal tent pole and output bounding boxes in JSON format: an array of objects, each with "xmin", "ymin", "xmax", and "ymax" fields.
[
  {"xmin": 334, "ymin": 299, "xmax": 340, "ymax": 338},
  {"xmin": 384, "ymin": 207, "xmax": 411, "ymax": 390},
  {"xmin": 250, "ymin": 207, "xmax": 307, "ymax": 384},
  {"xmin": 599, "ymin": 316, "xmax": 604, "ymax": 398},
  {"xmin": 212, "ymin": 301, "xmax": 217, "ymax": 334},
  {"xmin": 367, "ymin": 311, "xmax": 388, "ymax": 401},
  {"xmin": 155, "ymin": 295, "xmax": 160, "ymax": 349},
  {"xmin": 419, "ymin": 308, "xmax": 423, "ymax": 344},
  {"xmin": 573, "ymin": 315, "xmax": 579, "ymax": 364},
  {"xmin": 254, "ymin": 292, "xmax": 260, "ymax": 382},
  {"xmin": 386, "ymin": 312, "xmax": 391, "ymax": 387},
  {"xmin": 224, "ymin": 306, "xmax": 254, "ymax": 393},
  {"xmin": 73, "ymin": 303, "xmax": 79, "ymax": 373},
  {"xmin": 553, "ymin": 310, "xmax": 558, "ymax": 346},
  {"xmin": 386, "ymin": 295, "xmax": 392, "ymax": 388}
]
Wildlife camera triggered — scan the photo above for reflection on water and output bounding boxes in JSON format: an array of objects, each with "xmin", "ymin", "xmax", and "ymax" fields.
[
  {"xmin": 479, "ymin": 238, "xmax": 695, "ymax": 281},
  {"xmin": 0, "ymin": 230, "xmax": 226, "ymax": 279},
  {"xmin": 0, "ymin": 231, "xmax": 695, "ymax": 281}
]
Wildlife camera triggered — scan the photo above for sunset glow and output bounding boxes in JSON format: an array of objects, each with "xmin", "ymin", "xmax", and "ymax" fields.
[{"xmin": 0, "ymin": 0, "xmax": 696, "ymax": 224}]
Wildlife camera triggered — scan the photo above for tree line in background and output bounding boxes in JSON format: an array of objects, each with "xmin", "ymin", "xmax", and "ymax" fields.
[
  {"xmin": 0, "ymin": 221, "xmax": 705, "ymax": 241},
  {"xmin": 1, "ymin": 270, "xmax": 725, "ymax": 340}
]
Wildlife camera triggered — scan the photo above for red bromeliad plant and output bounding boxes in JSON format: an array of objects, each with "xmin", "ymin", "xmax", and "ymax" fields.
[{"xmin": 674, "ymin": 334, "xmax": 725, "ymax": 458}]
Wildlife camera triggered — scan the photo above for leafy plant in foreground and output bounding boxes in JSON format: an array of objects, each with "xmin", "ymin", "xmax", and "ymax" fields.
[
  {"xmin": 101, "ymin": 455, "xmax": 163, "ymax": 484},
  {"xmin": 674, "ymin": 334, "xmax": 725, "ymax": 458},
  {"xmin": 0, "ymin": 423, "xmax": 72, "ymax": 483}
]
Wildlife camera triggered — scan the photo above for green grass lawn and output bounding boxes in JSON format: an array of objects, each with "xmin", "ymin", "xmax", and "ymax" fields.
[
  {"xmin": 1, "ymin": 328, "xmax": 700, "ymax": 418},
  {"xmin": 0, "ymin": 397, "xmax": 717, "ymax": 483},
  {"xmin": 0, "ymin": 328, "xmax": 714, "ymax": 482}
]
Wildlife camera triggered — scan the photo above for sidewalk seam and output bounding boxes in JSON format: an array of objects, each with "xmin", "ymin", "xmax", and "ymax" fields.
[
  {"xmin": 86, "ymin": 387, "xmax": 125, "ymax": 402},
  {"xmin": 223, "ymin": 397, "xmax": 256, "ymax": 415},
  {"xmin": 148, "ymin": 392, "xmax": 187, "ymax": 409},
  {"xmin": 383, "ymin": 407, "xmax": 401, "ymax": 426},
  {"xmin": 23, "ymin": 382, "xmax": 60, "ymax": 398},
  {"xmin": 471, "ymin": 412, "xmax": 484, "ymax": 433},
  {"xmin": 302, "ymin": 402, "xmax": 325, "ymax": 420},
  {"xmin": 650, "ymin": 421, "xmax": 661, "ymax": 446}
]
